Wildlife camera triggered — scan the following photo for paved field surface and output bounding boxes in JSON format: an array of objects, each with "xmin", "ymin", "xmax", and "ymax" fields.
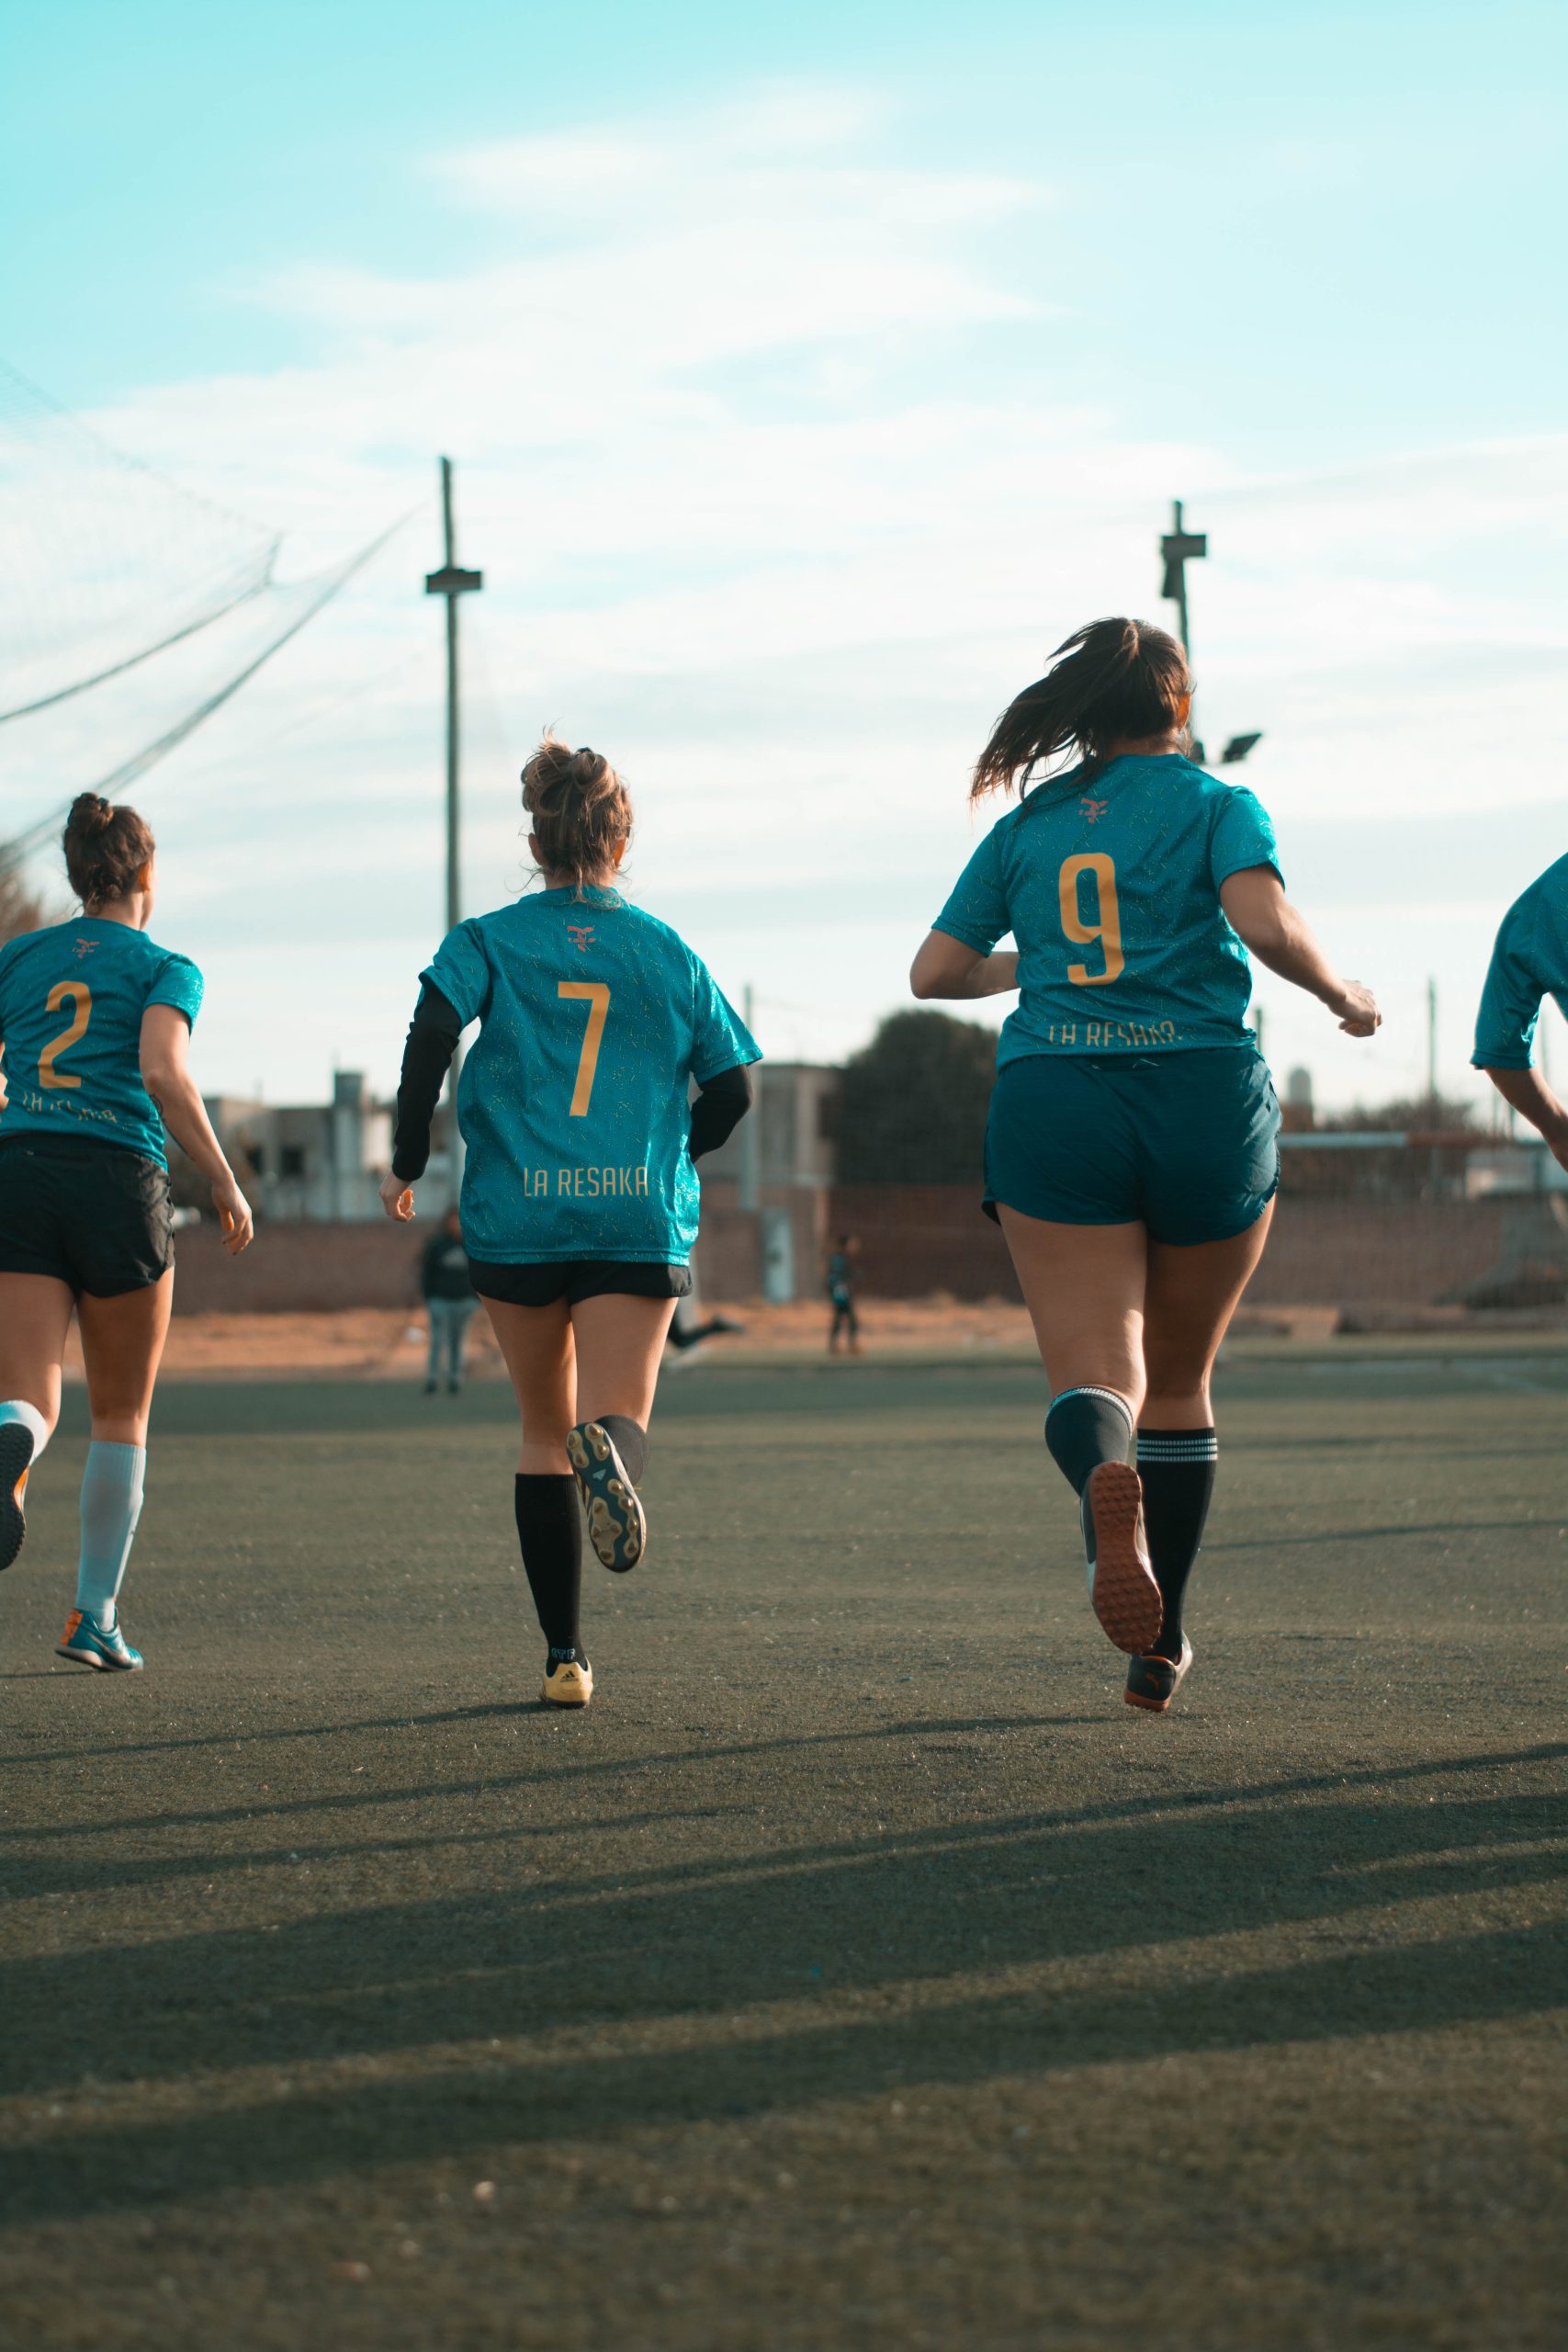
[{"xmin": 2, "ymin": 1354, "xmax": 1564, "ymax": 2350}]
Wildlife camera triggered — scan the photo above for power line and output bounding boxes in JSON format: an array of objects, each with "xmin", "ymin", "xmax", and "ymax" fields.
[
  {"xmin": 0, "ymin": 544, "xmax": 278, "ymax": 724},
  {"xmin": 0, "ymin": 508, "xmax": 422, "ymax": 877}
]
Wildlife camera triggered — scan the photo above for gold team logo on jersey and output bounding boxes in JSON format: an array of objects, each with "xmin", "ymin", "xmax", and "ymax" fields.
[
  {"xmin": 567, "ymin": 924, "xmax": 596, "ymax": 953},
  {"xmin": 1079, "ymin": 797, "xmax": 1110, "ymax": 824}
]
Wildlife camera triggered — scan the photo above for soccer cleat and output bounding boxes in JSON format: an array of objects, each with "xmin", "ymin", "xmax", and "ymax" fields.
[
  {"xmin": 56, "ymin": 1609, "xmax": 143, "ymax": 1672},
  {"xmin": 0, "ymin": 1420, "xmax": 36, "ymax": 1574},
  {"xmin": 1124, "ymin": 1638, "xmax": 1194, "ymax": 1713},
  {"xmin": 541, "ymin": 1656, "xmax": 593, "ymax": 1707},
  {"xmin": 1082, "ymin": 1460, "xmax": 1162, "ymax": 1655},
  {"xmin": 566, "ymin": 1421, "xmax": 646, "ymax": 1573}
]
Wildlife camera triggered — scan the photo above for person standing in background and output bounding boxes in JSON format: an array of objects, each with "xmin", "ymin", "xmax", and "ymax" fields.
[
  {"xmin": 827, "ymin": 1234, "xmax": 862, "ymax": 1354},
  {"xmin": 421, "ymin": 1205, "xmax": 476, "ymax": 1394}
]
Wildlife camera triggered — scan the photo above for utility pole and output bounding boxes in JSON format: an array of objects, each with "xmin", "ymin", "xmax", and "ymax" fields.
[
  {"xmin": 1427, "ymin": 977, "xmax": 1439, "ymax": 1112},
  {"xmin": 424, "ymin": 458, "xmax": 482, "ymax": 1204},
  {"xmin": 424, "ymin": 458, "xmax": 483, "ymax": 934},
  {"xmin": 739, "ymin": 983, "xmax": 760, "ymax": 1215}
]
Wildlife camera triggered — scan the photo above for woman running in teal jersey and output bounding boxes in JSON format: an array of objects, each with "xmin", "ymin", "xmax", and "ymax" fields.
[
  {"xmin": 1472, "ymin": 852, "xmax": 1568, "ymax": 1159},
  {"xmin": 912, "ymin": 619, "xmax": 1379, "ymax": 1712},
  {"xmin": 0, "ymin": 795, "xmax": 254, "ymax": 1668},
  {"xmin": 383, "ymin": 739, "xmax": 760, "ymax": 1710}
]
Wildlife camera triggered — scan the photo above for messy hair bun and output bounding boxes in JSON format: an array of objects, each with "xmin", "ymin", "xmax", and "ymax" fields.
[
  {"xmin": 522, "ymin": 736, "xmax": 633, "ymax": 893},
  {"xmin": 63, "ymin": 793, "xmax": 155, "ymax": 908}
]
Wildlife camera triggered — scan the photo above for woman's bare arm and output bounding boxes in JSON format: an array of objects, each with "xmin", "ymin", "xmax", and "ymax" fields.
[
  {"xmin": 139, "ymin": 1003, "xmax": 254, "ymax": 1254},
  {"xmin": 1478, "ymin": 1064, "xmax": 1568, "ymax": 1169},
  {"xmin": 909, "ymin": 932, "xmax": 1020, "ymax": 1001},
  {"xmin": 1219, "ymin": 867, "xmax": 1380, "ymax": 1036}
]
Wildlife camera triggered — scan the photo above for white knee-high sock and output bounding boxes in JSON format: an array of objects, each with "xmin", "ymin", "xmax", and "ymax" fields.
[
  {"xmin": 77, "ymin": 1442, "xmax": 145, "ymax": 1631},
  {"xmin": 0, "ymin": 1398, "xmax": 51, "ymax": 1461}
]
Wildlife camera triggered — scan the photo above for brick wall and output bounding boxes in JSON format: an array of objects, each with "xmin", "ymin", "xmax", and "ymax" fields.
[
  {"xmin": 168, "ymin": 1189, "xmax": 1542, "ymax": 1315},
  {"xmin": 823, "ymin": 1186, "xmax": 1530, "ymax": 1309}
]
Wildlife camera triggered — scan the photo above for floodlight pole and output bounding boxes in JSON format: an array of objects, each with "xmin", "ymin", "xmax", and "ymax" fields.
[
  {"xmin": 424, "ymin": 459, "xmax": 483, "ymax": 1202},
  {"xmin": 1159, "ymin": 498, "xmax": 1208, "ymax": 761},
  {"xmin": 425, "ymin": 458, "xmax": 484, "ymax": 933}
]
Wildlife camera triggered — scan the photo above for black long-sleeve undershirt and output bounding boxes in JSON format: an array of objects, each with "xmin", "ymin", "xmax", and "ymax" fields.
[
  {"xmin": 687, "ymin": 1061, "xmax": 754, "ymax": 1160},
  {"xmin": 389, "ymin": 985, "xmax": 756, "ymax": 1182},
  {"xmin": 391, "ymin": 984, "xmax": 462, "ymax": 1182}
]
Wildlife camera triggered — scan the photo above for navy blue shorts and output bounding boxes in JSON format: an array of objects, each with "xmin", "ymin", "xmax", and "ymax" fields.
[{"xmin": 983, "ymin": 1047, "xmax": 1280, "ymax": 1247}]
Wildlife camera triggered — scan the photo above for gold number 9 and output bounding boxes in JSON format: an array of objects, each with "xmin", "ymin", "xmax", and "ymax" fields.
[{"xmin": 1058, "ymin": 854, "xmax": 1124, "ymax": 987}]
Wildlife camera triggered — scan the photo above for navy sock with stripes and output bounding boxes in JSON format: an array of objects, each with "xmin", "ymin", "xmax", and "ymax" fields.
[
  {"xmin": 1134, "ymin": 1428, "xmax": 1218, "ymax": 1660},
  {"xmin": 1043, "ymin": 1386, "xmax": 1135, "ymax": 1496}
]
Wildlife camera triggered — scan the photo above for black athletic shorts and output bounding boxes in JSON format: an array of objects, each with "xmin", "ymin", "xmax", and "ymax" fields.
[
  {"xmin": 468, "ymin": 1259, "xmax": 693, "ymax": 1308},
  {"xmin": 0, "ymin": 1132, "xmax": 175, "ymax": 1296}
]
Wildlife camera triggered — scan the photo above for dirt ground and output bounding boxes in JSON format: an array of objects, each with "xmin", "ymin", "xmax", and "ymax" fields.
[
  {"xmin": 62, "ymin": 1296, "xmax": 1348, "ymax": 1384},
  {"xmin": 1, "ymin": 1352, "xmax": 1564, "ymax": 2349}
]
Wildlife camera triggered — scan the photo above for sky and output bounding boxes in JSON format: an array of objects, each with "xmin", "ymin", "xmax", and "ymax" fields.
[{"xmin": 4, "ymin": 0, "xmax": 1567, "ymax": 1113}]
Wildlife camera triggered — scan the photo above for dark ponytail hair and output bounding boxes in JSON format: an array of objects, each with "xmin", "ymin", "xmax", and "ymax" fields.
[
  {"xmin": 971, "ymin": 617, "xmax": 1191, "ymax": 803},
  {"xmin": 63, "ymin": 794, "xmax": 155, "ymax": 908},
  {"xmin": 522, "ymin": 736, "xmax": 633, "ymax": 893}
]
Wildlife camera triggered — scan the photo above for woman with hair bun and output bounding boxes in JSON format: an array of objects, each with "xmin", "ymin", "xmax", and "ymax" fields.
[
  {"xmin": 912, "ymin": 619, "xmax": 1379, "ymax": 1713},
  {"xmin": 383, "ymin": 738, "xmax": 759, "ymax": 1710},
  {"xmin": 0, "ymin": 795, "xmax": 253, "ymax": 1668}
]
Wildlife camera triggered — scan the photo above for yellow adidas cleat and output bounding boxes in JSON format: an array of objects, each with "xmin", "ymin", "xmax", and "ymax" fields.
[{"xmin": 541, "ymin": 1657, "xmax": 593, "ymax": 1707}]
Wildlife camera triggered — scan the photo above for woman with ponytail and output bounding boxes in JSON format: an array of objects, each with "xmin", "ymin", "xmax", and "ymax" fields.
[
  {"xmin": 0, "ymin": 796, "xmax": 252, "ymax": 1668},
  {"xmin": 382, "ymin": 738, "xmax": 759, "ymax": 1710},
  {"xmin": 911, "ymin": 619, "xmax": 1378, "ymax": 1712}
]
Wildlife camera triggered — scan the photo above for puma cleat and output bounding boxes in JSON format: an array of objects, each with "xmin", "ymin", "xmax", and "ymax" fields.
[
  {"xmin": 1124, "ymin": 1638, "xmax": 1194, "ymax": 1713},
  {"xmin": 1083, "ymin": 1460, "xmax": 1162, "ymax": 1655}
]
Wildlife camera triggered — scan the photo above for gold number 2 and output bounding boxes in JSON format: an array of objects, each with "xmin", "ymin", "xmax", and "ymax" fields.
[
  {"xmin": 1058, "ymin": 854, "xmax": 1124, "ymax": 987},
  {"xmin": 558, "ymin": 981, "xmax": 611, "ymax": 1116},
  {"xmin": 39, "ymin": 982, "xmax": 93, "ymax": 1089}
]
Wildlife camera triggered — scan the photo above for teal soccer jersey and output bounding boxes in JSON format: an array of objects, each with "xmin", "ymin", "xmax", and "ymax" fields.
[
  {"xmin": 423, "ymin": 886, "xmax": 760, "ymax": 1263},
  {"xmin": 934, "ymin": 753, "xmax": 1280, "ymax": 1064},
  {"xmin": 1473, "ymin": 854, "xmax": 1568, "ymax": 1069},
  {"xmin": 0, "ymin": 919, "xmax": 203, "ymax": 1167}
]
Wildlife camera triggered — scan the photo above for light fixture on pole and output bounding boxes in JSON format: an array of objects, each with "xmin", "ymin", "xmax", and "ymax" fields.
[{"xmin": 1158, "ymin": 499, "xmax": 1262, "ymax": 770}]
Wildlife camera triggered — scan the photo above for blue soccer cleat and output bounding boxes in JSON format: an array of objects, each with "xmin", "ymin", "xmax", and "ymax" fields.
[
  {"xmin": 56, "ymin": 1609, "xmax": 143, "ymax": 1671},
  {"xmin": 0, "ymin": 1419, "xmax": 36, "ymax": 1574},
  {"xmin": 566, "ymin": 1420, "xmax": 646, "ymax": 1573}
]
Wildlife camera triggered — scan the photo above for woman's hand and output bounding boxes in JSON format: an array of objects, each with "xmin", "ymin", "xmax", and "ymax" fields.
[
  {"xmin": 1333, "ymin": 980, "xmax": 1382, "ymax": 1037},
  {"xmin": 379, "ymin": 1169, "xmax": 416, "ymax": 1222},
  {"xmin": 212, "ymin": 1175, "xmax": 254, "ymax": 1255}
]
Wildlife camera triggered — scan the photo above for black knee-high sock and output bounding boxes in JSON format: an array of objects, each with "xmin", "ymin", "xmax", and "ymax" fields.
[
  {"xmin": 1043, "ymin": 1386, "xmax": 1134, "ymax": 1496},
  {"xmin": 1134, "ymin": 1429, "xmax": 1217, "ymax": 1658},
  {"xmin": 593, "ymin": 1413, "xmax": 648, "ymax": 1487},
  {"xmin": 514, "ymin": 1474, "xmax": 583, "ymax": 1660}
]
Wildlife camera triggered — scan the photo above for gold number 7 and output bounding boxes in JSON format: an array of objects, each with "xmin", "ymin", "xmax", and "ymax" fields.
[
  {"xmin": 39, "ymin": 982, "xmax": 93, "ymax": 1089},
  {"xmin": 1058, "ymin": 854, "xmax": 1124, "ymax": 986},
  {"xmin": 558, "ymin": 981, "xmax": 611, "ymax": 1115}
]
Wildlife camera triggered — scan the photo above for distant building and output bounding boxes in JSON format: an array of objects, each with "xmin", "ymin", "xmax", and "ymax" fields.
[
  {"xmin": 202, "ymin": 1059, "xmax": 840, "ymax": 1251},
  {"xmin": 204, "ymin": 1074, "xmax": 457, "ymax": 1222}
]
